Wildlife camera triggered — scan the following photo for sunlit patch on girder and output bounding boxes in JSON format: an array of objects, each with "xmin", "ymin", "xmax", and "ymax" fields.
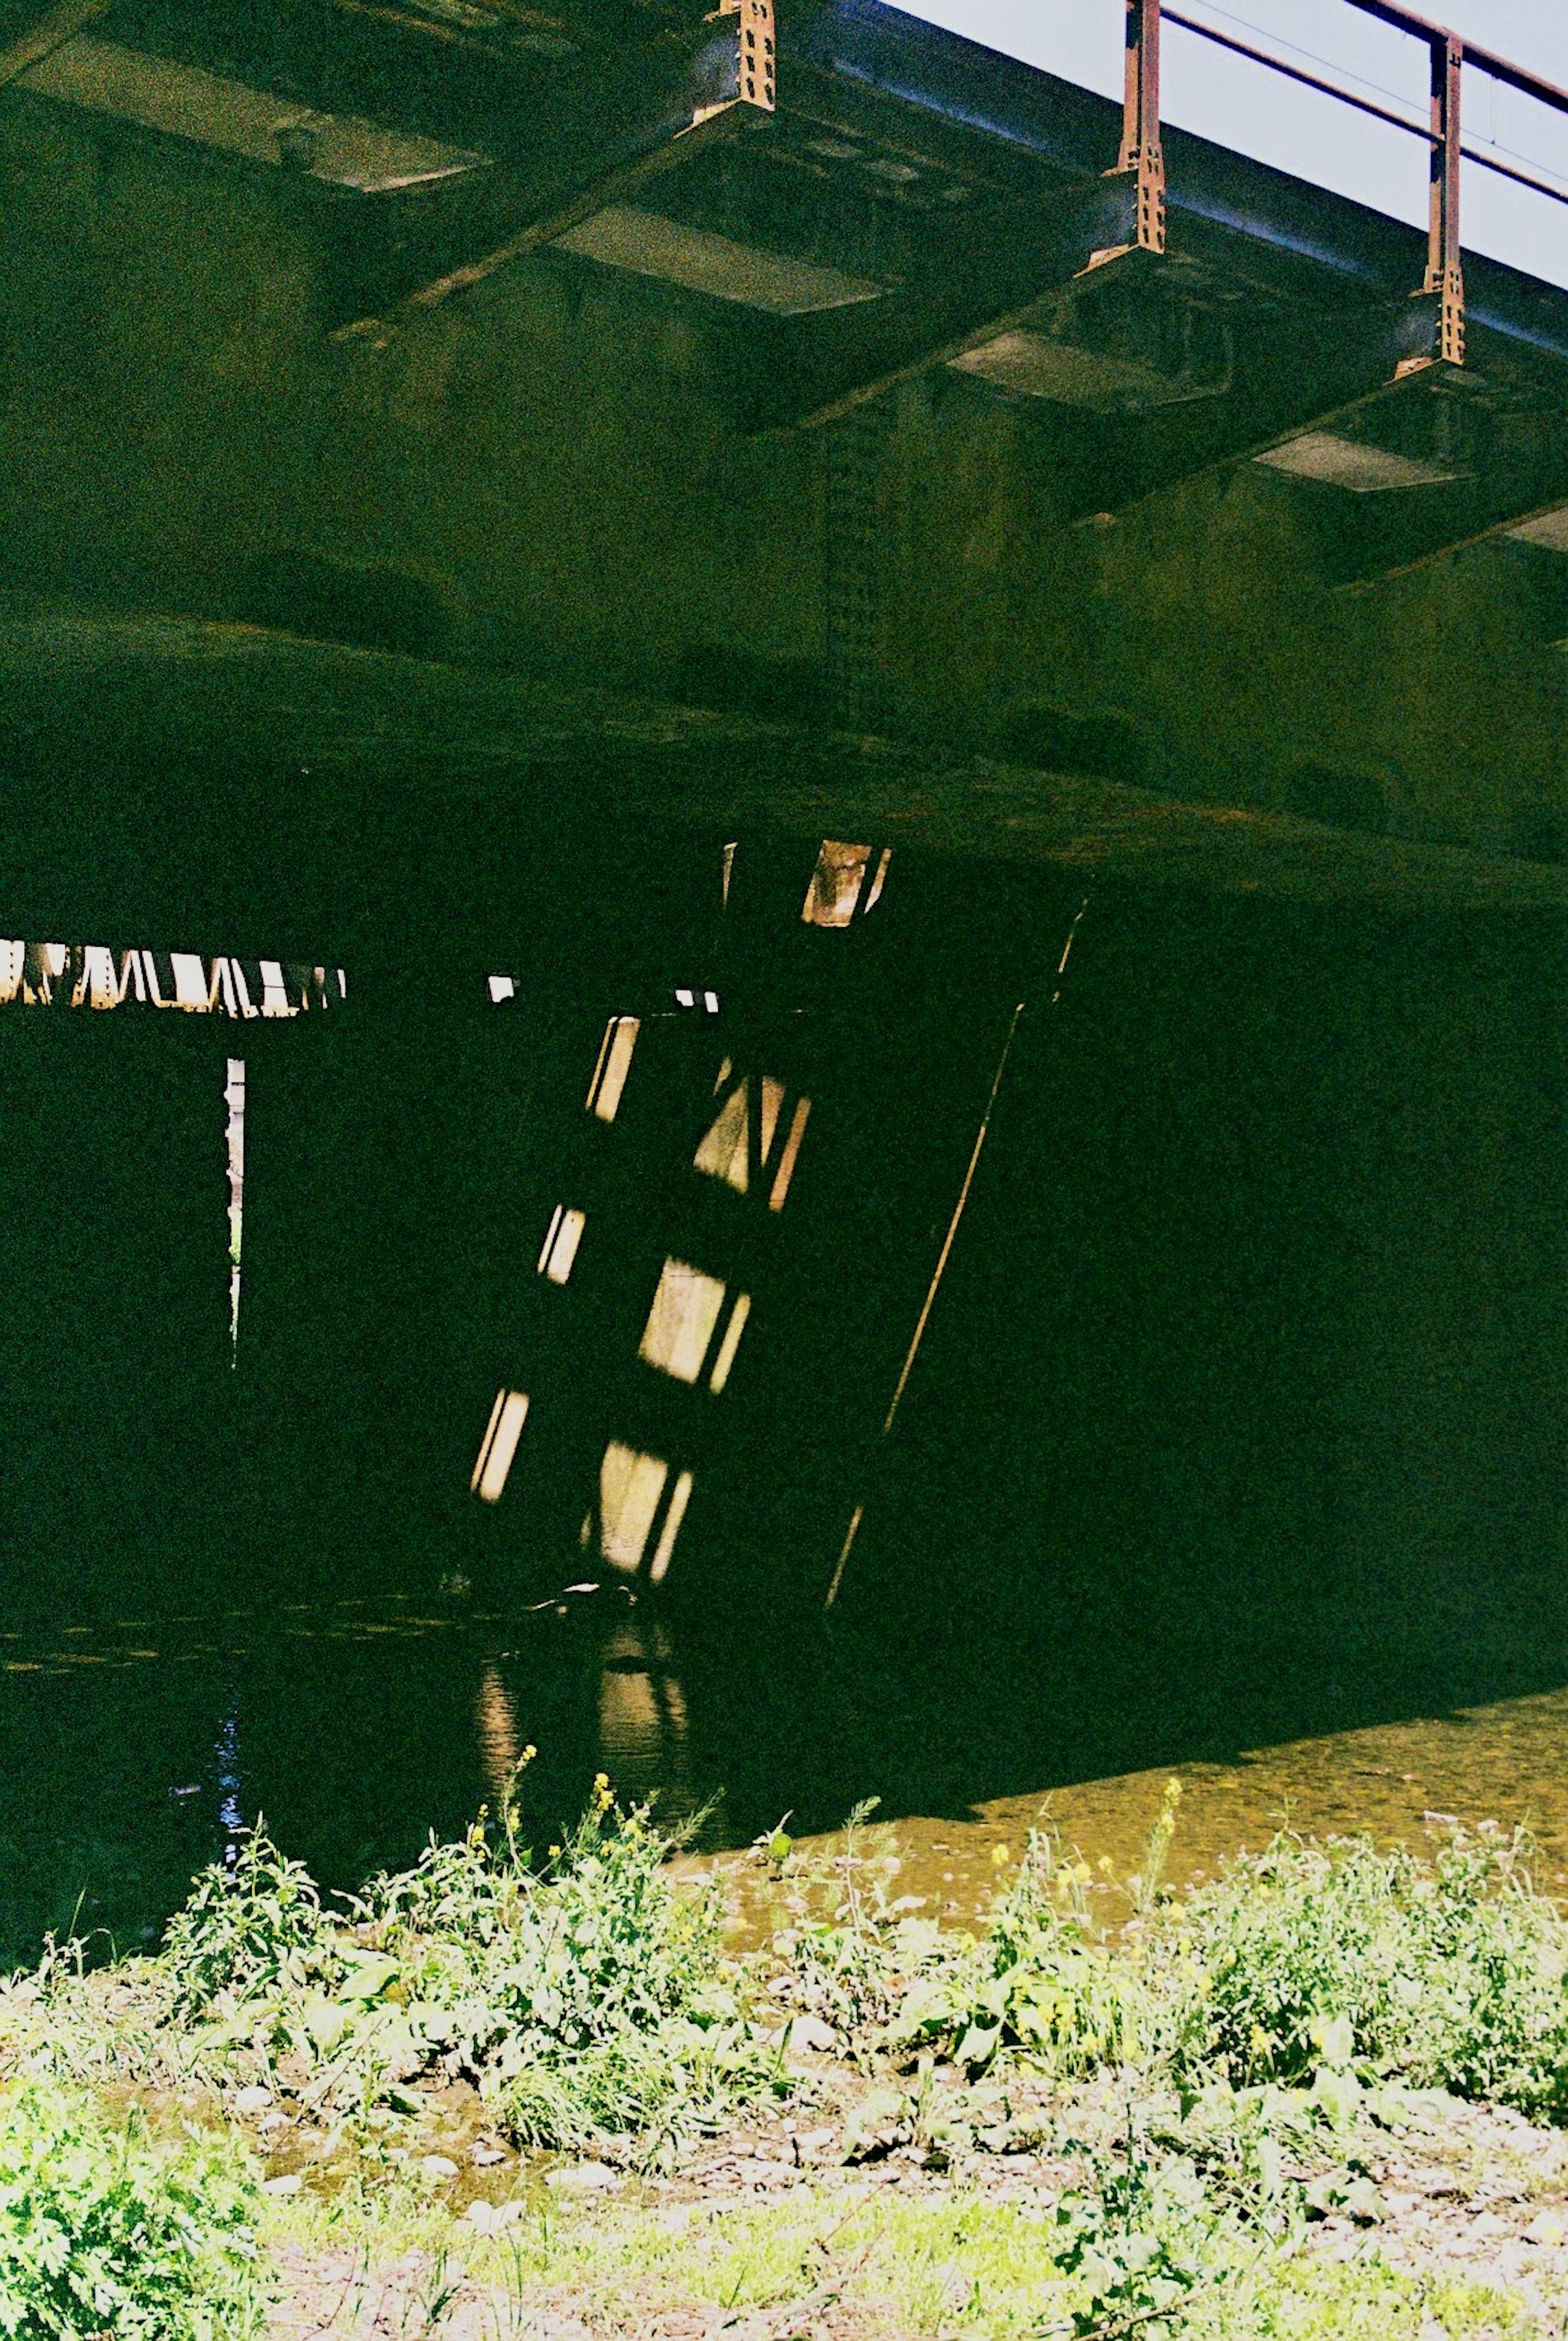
[
  {"xmin": 537, "ymin": 1205, "xmax": 586, "ymax": 1286},
  {"xmin": 1254, "ymin": 433, "xmax": 1460, "ymax": 493},
  {"xmin": 638, "ymin": 1261, "xmax": 752, "ymax": 1391},
  {"xmin": 639, "ymin": 1260, "xmax": 729, "ymax": 1385},
  {"xmin": 648, "ymin": 1472, "xmax": 693, "ymax": 1583},
  {"xmin": 586, "ymin": 1015, "xmax": 640, "ymax": 1121},
  {"xmin": 802, "ymin": 840, "xmax": 891, "ymax": 927},
  {"xmin": 767, "ymin": 1098, "xmax": 810, "ymax": 1210},
  {"xmin": 951, "ymin": 328, "xmax": 1225, "ymax": 411},
  {"xmin": 595, "ymin": 1445, "xmax": 663, "ymax": 1569},
  {"xmin": 694, "ymin": 1073, "xmax": 810, "ymax": 1209},
  {"xmin": 471, "ymin": 1389, "xmax": 529, "ymax": 1502},
  {"xmin": 695, "ymin": 1082, "xmax": 750, "ymax": 1193},
  {"xmin": 587, "ymin": 1447, "xmax": 696, "ymax": 1583},
  {"xmin": 19, "ymin": 37, "xmax": 488, "ymax": 191},
  {"xmin": 1509, "ymin": 505, "xmax": 1568, "ymax": 551},
  {"xmin": 707, "ymin": 1293, "xmax": 751, "ymax": 1394},
  {"xmin": 555, "ymin": 207, "xmax": 882, "ymax": 315}
]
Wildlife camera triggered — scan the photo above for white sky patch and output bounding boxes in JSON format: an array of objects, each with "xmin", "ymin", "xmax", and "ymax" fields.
[{"xmin": 904, "ymin": 0, "xmax": 1568, "ymax": 287}]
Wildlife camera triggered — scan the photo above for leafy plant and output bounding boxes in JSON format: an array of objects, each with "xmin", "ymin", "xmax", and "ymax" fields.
[
  {"xmin": 887, "ymin": 1822, "xmax": 1141, "ymax": 2079},
  {"xmin": 1164, "ymin": 1826, "xmax": 1568, "ymax": 2115},
  {"xmin": 778, "ymin": 1799, "xmax": 935, "ymax": 2042},
  {"xmin": 0, "ymin": 2080, "xmax": 264, "ymax": 2339},
  {"xmin": 1048, "ymin": 2141, "xmax": 1235, "ymax": 2337},
  {"xmin": 1402, "ymin": 1827, "xmax": 1568, "ymax": 2113},
  {"xmin": 133, "ymin": 1766, "xmax": 783, "ymax": 2158},
  {"xmin": 162, "ymin": 1825, "xmax": 334, "ymax": 2020}
]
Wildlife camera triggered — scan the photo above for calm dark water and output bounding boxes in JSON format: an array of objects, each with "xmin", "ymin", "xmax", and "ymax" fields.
[{"xmin": 2, "ymin": 838, "xmax": 1566, "ymax": 1961}]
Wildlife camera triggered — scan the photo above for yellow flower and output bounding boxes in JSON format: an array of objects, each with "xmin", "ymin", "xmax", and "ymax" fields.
[
  {"xmin": 991, "ymin": 1844, "xmax": 1011, "ymax": 1868},
  {"xmin": 523, "ymin": 1744, "xmax": 537, "ymax": 1763},
  {"xmin": 548, "ymin": 1844, "xmax": 561, "ymax": 1859},
  {"xmin": 1097, "ymin": 1855, "xmax": 1115, "ymax": 1875},
  {"xmin": 1165, "ymin": 1778, "xmax": 1183, "ymax": 1801}
]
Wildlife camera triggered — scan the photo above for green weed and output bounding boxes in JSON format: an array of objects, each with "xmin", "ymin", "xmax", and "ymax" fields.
[
  {"xmin": 1164, "ymin": 1825, "xmax": 1568, "ymax": 2115},
  {"xmin": 20, "ymin": 1764, "xmax": 785, "ymax": 2164},
  {"xmin": 888, "ymin": 1822, "xmax": 1145, "ymax": 2080},
  {"xmin": 163, "ymin": 1826, "xmax": 335, "ymax": 2020}
]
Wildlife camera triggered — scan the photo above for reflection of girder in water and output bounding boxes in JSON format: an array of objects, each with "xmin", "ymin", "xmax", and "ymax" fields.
[
  {"xmin": 474, "ymin": 1663, "xmax": 520, "ymax": 1805},
  {"xmin": 464, "ymin": 828, "xmax": 949, "ymax": 1597},
  {"xmin": 225, "ymin": 1057, "xmax": 245, "ymax": 1366},
  {"xmin": 458, "ymin": 829, "xmax": 1094, "ymax": 1610},
  {"xmin": 0, "ymin": 931, "xmax": 345, "ymax": 1380},
  {"xmin": 597, "ymin": 1621, "xmax": 691, "ymax": 1809},
  {"xmin": 0, "ymin": 941, "xmax": 346, "ymax": 1018}
]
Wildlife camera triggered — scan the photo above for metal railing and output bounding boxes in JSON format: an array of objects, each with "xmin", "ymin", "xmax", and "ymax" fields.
[{"xmin": 1119, "ymin": 0, "xmax": 1568, "ymax": 363}]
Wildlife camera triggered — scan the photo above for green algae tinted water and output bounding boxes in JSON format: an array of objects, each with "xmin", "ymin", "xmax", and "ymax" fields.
[{"xmin": 2, "ymin": 840, "xmax": 1566, "ymax": 1963}]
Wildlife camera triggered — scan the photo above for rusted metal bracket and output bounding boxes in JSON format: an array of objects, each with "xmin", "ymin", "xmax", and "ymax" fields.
[
  {"xmin": 1123, "ymin": 2, "xmax": 1463, "ymax": 371},
  {"xmin": 695, "ymin": 0, "xmax": 774, "ymax": 120},
  {"xmin": 1116, "ymin": 0, "xmax": 1165, "ymax": 257},
  {"xmin": 1423, "ymin": 33, "xmax": 1465, "ymax": 368},
  {"xmin": 1166, "ymin": 0, "xmax": 1463, "ymax": 373},
  {"xmin": 737, "ymin": 0, "xmax": 775, "ymax": 114}
]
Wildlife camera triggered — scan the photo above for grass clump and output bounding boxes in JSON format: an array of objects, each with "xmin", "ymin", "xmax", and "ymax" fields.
[
  {"xmin": 262, "ymin": 2162, "xmax": 1544, "ymax": 2341},
  {"xmin": 0, "ymin": 2078, "xmax": 264, "ymax": 2338}
]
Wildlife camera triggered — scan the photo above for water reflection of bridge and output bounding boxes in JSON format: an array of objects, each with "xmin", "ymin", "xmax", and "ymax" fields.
[
  {"xmin": 3, "ymin": 0, "xmax": 1568, "ymax": 1638},
  {"xmin": 1, "ymin": 615, "xmax": 1564, "ymax": 1646}
]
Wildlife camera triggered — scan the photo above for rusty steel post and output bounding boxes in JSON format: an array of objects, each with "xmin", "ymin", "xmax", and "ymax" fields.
[
  {"xmin": 1119, "ymin": 0, "xmax": 1165, "ymax": 253},
  {"xmin": 1425, "ymin": 32, "xmax": 1465, "ymax": 364},
  {"xmin": 737, "ymin": 0, "xmax": 775, "ymax": 111}
]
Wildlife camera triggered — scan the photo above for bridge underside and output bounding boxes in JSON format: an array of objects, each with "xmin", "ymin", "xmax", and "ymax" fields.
[
  {"xmin": 2, "ymin": 610, "xmax": 1566, "ymax": 922},
  {"xmin": 1, "ymin": 0, "xmax": 1567, "ymax": 873}
]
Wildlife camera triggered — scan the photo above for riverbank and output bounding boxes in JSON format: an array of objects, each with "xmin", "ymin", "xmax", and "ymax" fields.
[
  {"xmin": 6, "ymin": 1775, "xmax": 1568, "ymax": 2337},
  {"xmin": 255, "ymin": 2078, "xmax": 1568, "ymax": 2337}
]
